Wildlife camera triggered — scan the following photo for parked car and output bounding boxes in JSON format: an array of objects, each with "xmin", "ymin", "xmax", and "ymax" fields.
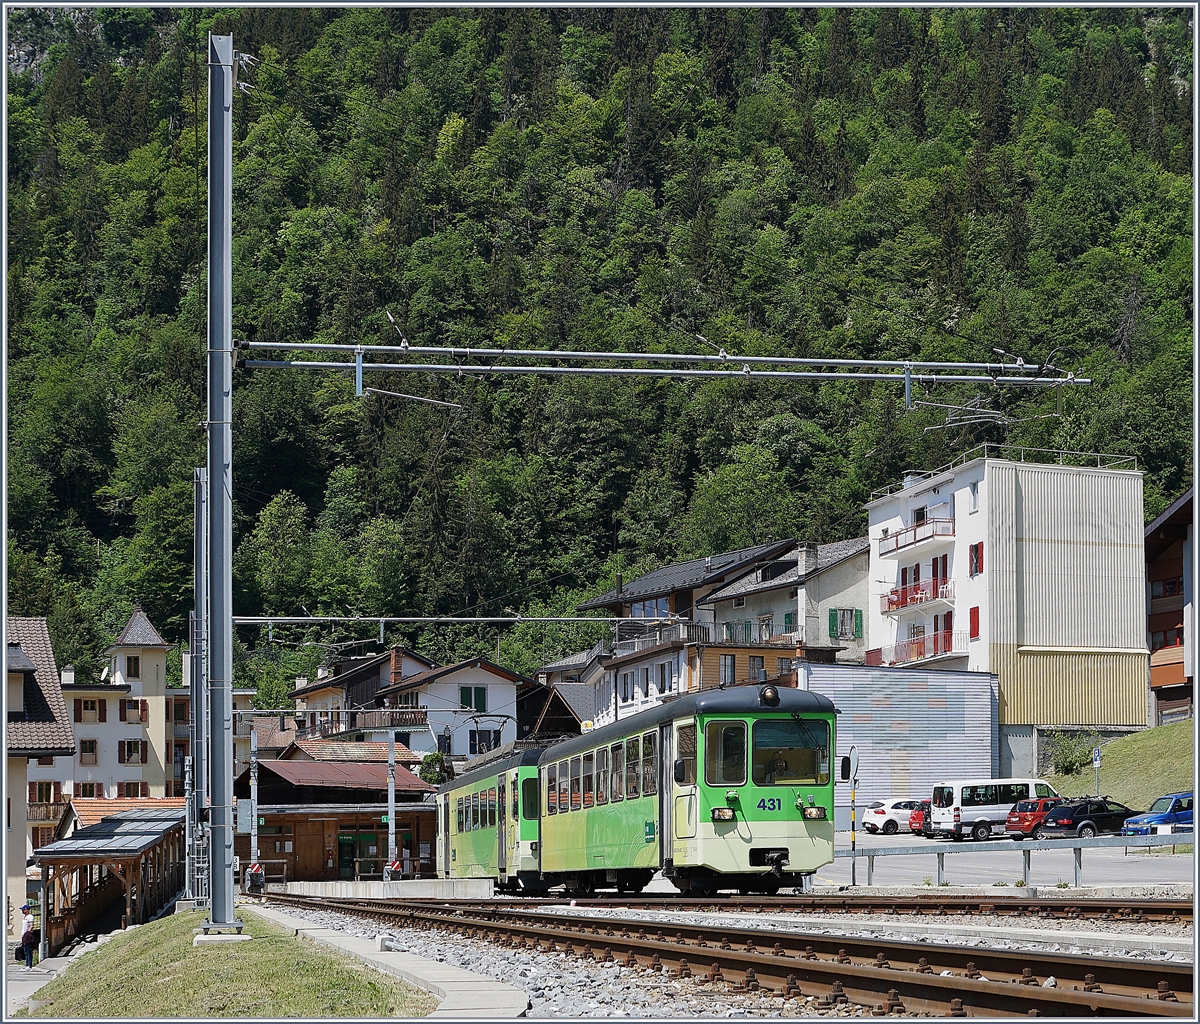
[
  {"xmin": 908, "ymin": 800, "xmax": 932, "ymax": 836},
  {"xmin": 862, "ymin": 799, "xmax": 922, "ymax": 835},
  {"xmin": 1005, "ymin": 796, "xmax": 1063, "ymax": 840},
  {"xmin": 1041, "ymin": 798, "xmax": 1138, "ymax": 838},
  {"xmin": 1121, "ymin": 792, "xmax": 1193, "ymax": 836},
  {"xmin": 929, "ymin": 778, "xmax": 1059, "ymax": 841}
]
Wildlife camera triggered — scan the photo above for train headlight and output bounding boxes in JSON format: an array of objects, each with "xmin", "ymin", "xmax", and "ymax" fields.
[
  {"xmin": 759, "ymin": 685, "xmax": 780, "ymax": 707},
  {"xmin": 712, "ymin": 807, "xmax": 736, "ymax": 822},
  {"xmin": 802, "ymin": 806, "xmax": 827, "ymax": 820}
]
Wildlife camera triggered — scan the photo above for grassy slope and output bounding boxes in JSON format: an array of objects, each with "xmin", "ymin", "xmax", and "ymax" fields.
[
  {"xmin": 1045, "ymin": 719, "xmax": 1195, "ymax": 811},
  {"xmin": 18, "ymin": 909, "xmax": 436, "ymax": 1018}
]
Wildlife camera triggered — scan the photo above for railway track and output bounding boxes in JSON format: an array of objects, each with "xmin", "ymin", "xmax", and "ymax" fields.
[{"xmin": 257, "ymin": 892, "xmax": 1193, "ymax": 1017}]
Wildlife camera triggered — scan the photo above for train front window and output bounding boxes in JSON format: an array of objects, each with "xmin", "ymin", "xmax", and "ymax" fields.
[
  {"xmin": 751, "ymin": 719, "xmax": 829, "ymax": 785},
  {"xmin": 705, "ymin": 720, "xmax": 747, "ymax": 786}
]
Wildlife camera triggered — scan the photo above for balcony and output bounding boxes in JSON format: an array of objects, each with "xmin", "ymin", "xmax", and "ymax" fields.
[
  {"xmin": 878, "ymin": 518, "xmax": 954, "ymax": 557},
  {"xmin": 173, "ymin": 723, "xmax": 192, "ymax": 739},
  {"xmin": 865, "ymin": 629, "xmax": 969, "ymax": 667},
  {"xmin": 612, "ymin": 621, "xmax": 711, "ymax": 658},
  {"xmin": 880, "ymin": 579, "xmax": 955, "ymax": 615},
  {"xmin": 295, "ymin": 708, "xmax": 429, "ymax": 741},
  {"xmin": 27, "ymin": 801, "xmax": 68, "ymax": 823}
]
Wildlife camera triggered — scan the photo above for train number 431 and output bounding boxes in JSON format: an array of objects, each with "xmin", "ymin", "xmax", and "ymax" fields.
[{"xmin": 756, "ymin": 798, "xmax": 782, "ymax": 811}]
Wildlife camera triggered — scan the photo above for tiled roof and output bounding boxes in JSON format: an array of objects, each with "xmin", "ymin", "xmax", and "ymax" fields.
[
  {"xmin": 577, "ymin": 539, "xmax": 796, "ymax": 610},
  {"xmin": 248, "ymin": 759, "xmax": 433, "ymax": 793},
  {"xmin": 7, "ymin": 618, "xmax": 75, "ymax": 756},
  {"xmin": 377, "ymin": 657, "xmax": 530, "ymax": 697},
  {"xmin": 554, "ymin": 683, "xmax": 597, "ymax": 721},
  {"xmin": 697, "ymin": 537, "xmax": 870, "ymax": 605},
  {"xmin": 111, "ymin": 606, "xmax": 169, "ymax": 648},
  {"xmin": 290, "ymin": 650, "xmax": 391, "ymax": 699},
  {"xmin": 253, "ymin": 716, "xmax": 298, "ymax": 749},
  {"xmin": 288, "ymin": 739, "xmax": 421, "ymax": 764},
  {"xmin": 69, "ymin": 797, "xmax": 186, "ymax": 829}
]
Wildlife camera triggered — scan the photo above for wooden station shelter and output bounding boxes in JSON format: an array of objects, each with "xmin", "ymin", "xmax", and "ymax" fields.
[{"xmin": 33, "ymin": 807, "xmax": 185, "ymax": 957}]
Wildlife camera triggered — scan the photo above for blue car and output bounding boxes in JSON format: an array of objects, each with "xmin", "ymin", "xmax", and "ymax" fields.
[{"xmin": 1121, "ymin": 792, "xmax": 1193, "ymax": 836}]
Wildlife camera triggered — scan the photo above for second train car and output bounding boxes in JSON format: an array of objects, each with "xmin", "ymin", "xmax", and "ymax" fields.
[{"xmin": 437, "ymin": 683, "xmax": 838, "ymax": 894}]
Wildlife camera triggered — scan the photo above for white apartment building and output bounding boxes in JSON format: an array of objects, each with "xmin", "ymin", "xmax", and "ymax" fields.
[{"xmin": 865, "ymin": 447, "xmax": 1149, "ymax": 774}]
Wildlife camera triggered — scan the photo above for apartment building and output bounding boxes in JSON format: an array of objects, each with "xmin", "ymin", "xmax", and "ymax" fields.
[
  {"xmin": 1145, "ymin": 488, "xmax": 1193, "ymax": 724},
  {"xmin": 28, "ymin": 608, "xmax": 179, "ymax": 814},
  {"xmin": 865, "ymin": 446, "xmax": 1149, "ymax": 774}
]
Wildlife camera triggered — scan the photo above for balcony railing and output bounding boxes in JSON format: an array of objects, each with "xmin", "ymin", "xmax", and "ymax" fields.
[
  {"xmin": 295, "ymin": 708, "xmax": 429, "ymax": 740},
  {"xmin": 612, "ymin": 621, "xmax": 711, "ymax": 658},
  {"xmin": 719, "ymin": 623, "xmax": 801, "ymax": 646},
  {"xmin": 878, "ymin": 518, "xmax": 954, "ymax": 556},
  {"xmin": 173, "ymin": 723, "xmax": 192, "ymax": 739},
  {"xmin": 865, "ymin": 629, "xmax": 969, "ymax": 667},
  {"xmin": 880, "ymin": 579, "xmax": 955, "ymax": 614},
  {"xmin": 27, "ymin": 801, "xmax": 68, "ymax": 823}
]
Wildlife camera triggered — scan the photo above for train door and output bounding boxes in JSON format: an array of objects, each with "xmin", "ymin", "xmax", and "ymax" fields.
[
  {"xmin": 441, "ymin": 796, "xmax": 451, "ymax": 878},
  {"xmin": 673, "ymin": 720, "xmax": 698, "ymax": 840},
  {"xmin": 497, "ymin": 773, "xmax": 508, "ymax": 882},
  {"xmin": 659, "ymin": 724, "xmax": 673, "ymax": 864}
]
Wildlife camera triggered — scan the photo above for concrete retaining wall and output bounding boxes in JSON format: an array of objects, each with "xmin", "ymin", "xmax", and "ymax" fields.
[{"xmin": 285, "ymin": 878, "xmax": 493, "ymax": 899}]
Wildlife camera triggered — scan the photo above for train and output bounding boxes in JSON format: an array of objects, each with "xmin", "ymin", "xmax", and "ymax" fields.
[{"xmin": 435, "ymin": 683, "xmax": 838, "ymax": 894}]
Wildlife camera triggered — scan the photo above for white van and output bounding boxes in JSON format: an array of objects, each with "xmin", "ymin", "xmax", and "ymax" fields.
[{"xmin": 929, "ymin": 778, "xmax": 1059, "ymax": 841}]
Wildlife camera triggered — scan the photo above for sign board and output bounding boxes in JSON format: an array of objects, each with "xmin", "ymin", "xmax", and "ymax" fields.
[
  {"xmin": 236, "ymin": 801, "xmax": 251, "ymax": 833},
  {"xmin": 580, "ymin": 720, "xmax": 594, "ymax": 733},
  {"xmin": 258, "ymin": 816, "xmax": 265, "ymax": 826},
  {"xmin": 381, "ymin": 814, "xmax": 389, "ymax": 823},
  {"xmin": 644, "ymin": 821, "xmax": 655, "ymax": 842},
  {"xmin": 1092, "ymin": 747, "xmax": 1102, "ymax": 768},
  {"xmin": 848, "ymin": 744, "xmax": 859, "ymax": 781}
]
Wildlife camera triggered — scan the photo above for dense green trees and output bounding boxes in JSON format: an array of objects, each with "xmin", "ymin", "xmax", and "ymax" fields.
[{"xmin": 7, "ymin": 8, "xmax": 1193, "ymax": 692}]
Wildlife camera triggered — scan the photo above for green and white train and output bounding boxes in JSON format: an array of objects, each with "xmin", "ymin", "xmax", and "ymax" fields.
[{"xmin": 436, "ymin": 684, "xmax": 838, "ymax": 894}]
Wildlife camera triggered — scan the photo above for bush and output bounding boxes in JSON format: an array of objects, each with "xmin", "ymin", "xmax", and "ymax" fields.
[
  {"xmin": 1044, "ymin": 728, "xmax": 1101, "ymax": 775},
  {"xmin": 418, "ymin": 752, "xmax": 450, "ymax": 785}
]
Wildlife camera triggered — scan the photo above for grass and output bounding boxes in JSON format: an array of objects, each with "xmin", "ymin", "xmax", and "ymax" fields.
[
  {"xmin": 1045, "ymin": 719, "xmax": 1194, "ymax": 811},
  {"xmin": 15, "ymin": 910, "xmax": 437, "ymax": 1018}
]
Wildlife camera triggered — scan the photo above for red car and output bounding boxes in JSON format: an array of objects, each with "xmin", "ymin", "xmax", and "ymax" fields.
[
  {"xmin": 908, "ymin": 800, "xmax": 932, "ymax": 835},
  {"xmin": 1005, "ymin": 796, "xmax": 1063, "ymax": 840}
]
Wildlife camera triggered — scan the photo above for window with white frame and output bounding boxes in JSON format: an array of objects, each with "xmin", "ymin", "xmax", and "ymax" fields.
[
  {"xmin": 719, "ymin": 654, "xmax": 736, "ymax": 684},
  {"xmin": 758, "ymin": 615, "xmax": 773, "ymax": 640},
  {"xmin": 733, "ymin": 596, "xmax": 746, "ymax": 608},
  {"xmin": 968, "ymin": 480, "xmax": 979, "ymax": 513},
  {"xmin": 79, "ymin": 782, "xmax": 97, "ymax": 798},
  {"xmin": 642, "ymin": 666, "xmax": 652, "ymax": 698},
  {"xmin": 80, "ymin": 739, "xmax": 97, "ymax": 766},
  {"xmin": 123, "ymin": 782, "xmax": 141, "ymax": 798},
  {"xmin": 126, "ymin": 655, "xmax": 141, "ymax": 678},
  {"xmin": 748, "ymin": 656, "xmax": 765, "ymax": 681},
  {"xmin": 659, "ymin": 662, "xmax": 671, "ymax": 694},
  {"xmin": 81, "ymin": 699, "xmax": 98, "ymax": 723},
  {"xmin": 621, "ymin": 672, "xmax": 632, "ymax": 702},
  {"xmin": 123, "ymin": 740, "xmax": 143, "ymax": 764}
]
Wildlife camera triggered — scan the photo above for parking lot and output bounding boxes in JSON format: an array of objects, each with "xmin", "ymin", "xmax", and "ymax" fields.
[{"xmin": 814, "ymin": 830, "xmax": 1194, "ymax": 888}]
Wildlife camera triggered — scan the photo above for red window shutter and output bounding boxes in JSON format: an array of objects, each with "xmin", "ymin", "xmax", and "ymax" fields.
[
  {"xmin": 166, "ymin": 701, "xmax": 171, "ymax": 722},
  {"xmin": 118, "ymin": 743, "xmax": 126, "ymax": 765},
  {"xmin": 978, "ymin": 542, "xmax": 983, "ymax": 573},
  {"xmin": 28, "ymin": 782, "xmax": 37, "ymax": 803},
  {"xmin": 98, "ymin": 699, "xmax": 107, "ymax": 723},
  {"xmin": 140, "ymin": 740, "xmax": 148, "ymax": 764},
  {"xmin": 900, "ymin": 566, "xmax": 908, "ymax": 587},
  {"xmin": 74, "ymin": 783, "xmax": 81, "ymax": 798},
  {"xmin": 969, "ymin": 606, "xmax": 980, "ymax": 639},
  {"xmin": 140, "ymin": 782, "xmax": 149, "ymax": 798},
  {"xmin": 52, "ymin": 782, "xmax": 61, "ymax": 802},
  {"xmin": 140, "ymin": 699, "xmax": 148, "ymax": 722},
  {"xmin": 73, "ymin": 699, "xmax": 82, "ymax": 723}
]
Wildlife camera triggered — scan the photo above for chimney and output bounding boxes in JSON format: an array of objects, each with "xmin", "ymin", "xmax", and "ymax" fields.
[
  {"xmin": 797, "ymin": 542, "xmax": 818, "ymax": 578},
  {"xmin": 704, "ymin": 555, "xmax": 712, "ymax": 571},
  {"xmin": 61, "ymin": 664, "xmax": 75, "ymax": 686},
  {"xmin": 295, "ymin": 675, "xmax": 308, "ymax": 689},
  {"xmin": 615, "ymin": 572, "xmax": 623, "ymax": 596},
  {"xmin": 316, "ymin": 665, "xmax": 331, "ymax": 681},
  {"xmin": 902, "ymin": 472, "xmax": 923, "ymax": 489}
]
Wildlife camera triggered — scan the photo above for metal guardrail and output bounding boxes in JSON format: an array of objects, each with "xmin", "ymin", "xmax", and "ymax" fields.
[{"xmin": 834, "ymin": 832, "xmax": 1193, "ymax": 887}]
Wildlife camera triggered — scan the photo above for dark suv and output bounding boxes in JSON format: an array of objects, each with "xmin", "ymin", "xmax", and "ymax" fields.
[
  {"xmin": 1005, "ymin": 797, "xmax": 1063, "ymax": 840},
  {"xmin": 1041, "ymin": 798, "xmax": 1137, "ymax": 838}
]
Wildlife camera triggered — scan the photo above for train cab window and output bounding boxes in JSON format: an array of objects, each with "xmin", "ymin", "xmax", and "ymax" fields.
[
  {"xmin": 642, "ymin": 732, "xmax": 657, "ymax": 796},
  {"xmin": 625, "ymin": 737, "xmax": 641, "ymax": 798},
  {"xmin": 456, "ymin": 797, "xmax": 464, "ymax": 833},
  {"xmin": 582, "ymin": 752, "xmax": 595, "ymax": 808},
  {"xmin": 595, "ymin": 748, "xmax": 609, "ymax": 805},
  {"xmin": 570, "ymin": 758, "xmax": 582, "ymax": 811},
  {"xmin": 751, "ymin": 719, "xmax": 829, "ymax": 785},
  {"xmin": 558, "ymin": 759, "xmax": 570, "ymax": 812},
  {"xmin": 489, "ymin": 787, "xmax": 497, "ymax": 827},
  {"xmin": 676, "ymin": 723, "xmax": 697, "ymax": 786},
  {"xmin": 705, "ymin": 721, "xmax": 747, "ymax": 786},
  {"xmin": 610, "ymin": 743, "xmax": 625, "ymax": 802},
  {"xmin": 546, "ymin": 764, "xmax": 557, "ymax": 814},
  {"xmin": 522, "ymin": 778, "xmax": 539, "ymax": 819}
]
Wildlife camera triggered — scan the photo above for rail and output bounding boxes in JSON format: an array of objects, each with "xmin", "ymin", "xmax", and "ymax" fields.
[{"xmin": 835, "ymin": 832, "xmax": 1192, "ymax": 887}]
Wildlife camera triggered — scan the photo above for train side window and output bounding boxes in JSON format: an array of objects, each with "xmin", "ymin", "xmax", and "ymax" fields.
[
  {"xmin": 610, "ymin": 743, "xmax": 625, "ymax": 802},
  {"xmin": 582, "ymin": 752, "xmax": 595, "ymax": 808},
  {"xmin": 625, "ymin": 737, "xmax": 641, "ymax": 799},
  {"xmin": 705, "ymin": 720, "xmax": 747, "ymax": 786},
  {"xmin": 489, "ymin": 787, "xmax": 497, "ymax": 827},
  {"xmin": 558, "ymin": 759, "xmax": 570, "ymax": 813},
  {"xmin": 595, "ymin": 748, "xmax": 609, "ymax": 805},
  {"xmin": 456, "ymin": 797, "xmax": 463, "ymax": 833},
  {"xmin": 642, "ymin": 732, "xmax": 657, "ymax": 796},
  {"xmin": 472, "ymin": 792, "xmax": 480, "ymax": 829},
  {"xmin": 546, "ymin": 765, "xmax": 557, "ymax": 815},
  {"xmin": 511, "ymin": 777, "xmax": 518, "ymax": 818},
  {"xmin": 570, "ymin": 757, "xmax": 582, "ymax": 811},
  {"xmin": 522, "ymin": 777, "xmax": 539, "ymax": 819},
  {"xmin": 676, "ymin": 723, "xmax": 697, "ymax": 785}
]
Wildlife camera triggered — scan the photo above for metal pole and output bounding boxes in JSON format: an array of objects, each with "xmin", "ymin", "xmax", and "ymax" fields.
[
  {"xmin": 206, "ymin": 32, "xmax": 236, "ymax": 930},
  {"xmin": 184, "ymin": 755, "xmax": 194, "ymax": 899},
  {"xmin": 387, "ymin": 733, "xmax": 397, "ymax": 877},
  {"xmin": 250, "ymin": 731, "xmax": 258, "ymax": 871},
  {"xmin": 191, "ymin": 468, "xmax": 207, "ymax": 835},
  {"xmin": 850, "ymin": 779, "xmax": 857, "ymax": 887}
]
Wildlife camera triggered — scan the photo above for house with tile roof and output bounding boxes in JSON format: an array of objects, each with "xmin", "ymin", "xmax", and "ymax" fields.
[
  {"xmin": 277, "ymin": 739, "xmax": 423, "ymax": 772},
  {"xmin": 697, "ymin": 537, "xmax": 871, "ymax": 664},
  {"xmin": 7, "ymin": 618, "xmax": 75, "ymax": 938}
]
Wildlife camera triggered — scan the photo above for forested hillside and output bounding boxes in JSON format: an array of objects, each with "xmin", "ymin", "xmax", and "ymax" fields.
[{"xmin": 6, "ymin": 7, "xmax": 1194, "ymax": 698}]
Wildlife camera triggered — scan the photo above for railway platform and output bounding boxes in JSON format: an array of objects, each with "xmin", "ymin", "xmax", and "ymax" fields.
[{"xmin": 242, "ymin": 901, "xmax": 531, "ymax": 1017}]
